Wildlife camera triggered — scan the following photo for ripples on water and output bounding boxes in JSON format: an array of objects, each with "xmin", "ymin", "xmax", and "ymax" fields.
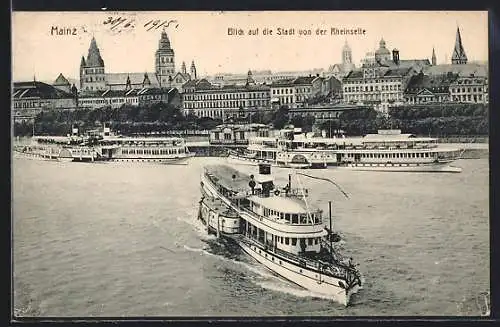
[{"xmin": 12, "ymin": 157, "xmax": 489, "ymax": 317}]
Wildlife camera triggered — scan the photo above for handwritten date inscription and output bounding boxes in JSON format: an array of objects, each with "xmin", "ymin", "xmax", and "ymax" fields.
[
  {"xmin": 102, "ymin": 16, "xmax": 179, "ymax": 33},
  {"xmin": 103, "ymin": 16, "xmax": 135, "ymax": 31}
]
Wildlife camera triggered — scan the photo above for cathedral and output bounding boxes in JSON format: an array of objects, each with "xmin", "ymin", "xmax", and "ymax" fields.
[
  {"xmin": 328, "ymin": 40, "xmax": 356, "ymax": 78},
  {"xmin": 79, "ymin": 30, "xmax": 197, "ymax": 93}
]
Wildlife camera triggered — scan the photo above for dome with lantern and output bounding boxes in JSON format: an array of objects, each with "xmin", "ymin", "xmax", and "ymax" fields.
[{"xmin": 375, "ymin": 38, "xmax": 391, "ymax": 63}]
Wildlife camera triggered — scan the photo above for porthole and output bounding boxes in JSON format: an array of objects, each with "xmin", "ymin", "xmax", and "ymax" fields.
[{"xmin": 279, "ymin": 260, "xmax": 282, "ymax": 265}]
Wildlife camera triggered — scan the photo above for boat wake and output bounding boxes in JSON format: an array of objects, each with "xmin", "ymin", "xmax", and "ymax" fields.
[
  {"xmin": 172, "ymin": 209, "xmax": 218, "ymax": 241},
  {"xmin": 182, "ymin": 243, "xmax": 286, "ymax": 282},
  {"xmin": 182, "ymin": 241, "xmax": 338, "ymax": 301},
  {"xmin": 256, "ymin": 280, "xmax": 339, "ymax": 301}
]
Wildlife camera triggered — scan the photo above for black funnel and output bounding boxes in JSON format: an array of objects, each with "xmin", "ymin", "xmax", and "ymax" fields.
[{"xmin": 258, "ymin": 163, "xmax": 271, "ymax": 175}]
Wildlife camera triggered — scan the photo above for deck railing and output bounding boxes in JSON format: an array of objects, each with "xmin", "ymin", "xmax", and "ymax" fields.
[{"xmin": 237, "ymin": 234, "xmax": 356, "ymax": 280}]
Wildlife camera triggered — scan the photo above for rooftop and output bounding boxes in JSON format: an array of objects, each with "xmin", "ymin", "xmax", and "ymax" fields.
[
  {"xmin": 423, "ymin": 63, "xmax": 488, "ymax": 78},
  {"xmin": 106, "ymin": 72, "xmax": 160, "ymax": 87},
  {"xmin": 247, "ymin": 195, "xmax": 311, "ymax": 214},
  {"xmin": 405, "ymin": 72, "xmax": 459, "ymax": 94},
  {"xmin": 13, "ymin": 81, "xmax": 74, "ymax": 99}
]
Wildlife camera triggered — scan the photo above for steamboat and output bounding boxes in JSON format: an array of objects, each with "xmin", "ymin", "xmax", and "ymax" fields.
[
  {"xmin": 198, "ymin": 163, "xmax": 362, "ymax": 306},
  {"xmin": 13, "ymin": 125, "xmax": 195, "ymax": 164},
  {"xmin": 228, "ymin": 129, "xmax": 463, "ymax": 173}
]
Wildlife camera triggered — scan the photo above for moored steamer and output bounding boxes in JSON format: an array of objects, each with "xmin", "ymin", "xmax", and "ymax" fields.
[
  {"xmin": 98, "ymin": 136, "xmax": 195, "ymax": 164},
  {"xmin": 13, "ymin": 125, "xmax": 195, "ymax": 164},
  {"xmin": 198, "ymin": 163, "xmax": 362, "ymax": 306},
  {"xmin": 231, "ymin": 129, "xmax": 463, "ymax": 173}
]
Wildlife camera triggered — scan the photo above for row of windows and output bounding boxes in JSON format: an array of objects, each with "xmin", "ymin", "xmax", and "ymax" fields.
[
  {"xmin": 159, "ymin": 69, "xmax": 175, "ymax": 75},
  {"xmin": 272, "ymin": 88, "xmax": 292, "ymax": 94},
  {"xmin": 277, "ymin": 96, "xmax": 294, "ymax": 104},
  {"xmin": 261, "ymin": 207, "xmax": 322, "ymax": 225},
  {"xmin": 344, "ymin": 84, "xmax": 401, "ymax": 93},
  {"xmin": 213, "ymin": 132, "xmax": 245, "ymax": 140},
  {"xmin": 452, "ymin": 94, "xmax": 485, "ymax": 102},
  {"xmin": 345, "ymin": 152, "xmax": 435, "ymax": 159},
  {"xmin": 457, "ymin": 79, "xmax": 485, "ymax": 85},
  {"xmin": 159, "ymin": 57, "xmax": 174, "ymax": 64},
  {"xmin": 344, "ymin": 78, "xmax": 401, "ymax": 84},
  {"xmin": 84, "ymin": 86, "xmax": 106, "ymax": 91},
  {"xmin": 84, "ymin": 76, "xmax": 105, "ymax": 83},
  {"xmin": 121, "ymin": 148, "xmax": 184, "ymax": 155},
  {"xmin": 406, "ymin": 96, "xmax": 449, "ymax": 104},
  {"xmin": 13, "ymin": 101, "xmax": 47, "ymax": 108},
  {"xmin": 450, "ymin": 87, "xmax": 486, "ymax": 93},
  {"xmin": 79, "ymin": 98, "xmax": 138, "ymax": 105},
  {"xmin": 184, "ymin": 92, "xmax": 269, "ymax": 101},
  {"xmin": 344, "ymin": 93, "xmax": 402, "ymax": 101},
  {"xmin": 271, "ymin": 87, "xmax": 312, "ymax": 95},
  {"xmin": 279, "ymin": 236, "xmax": 319, "ymax": 246},
  {"xmin": 183, "ymin": 100, "xmax": 269, "ymax": 109},
  {"xmin": 84, "ymin": 68, "xmax": 104, "ymax": 74}
]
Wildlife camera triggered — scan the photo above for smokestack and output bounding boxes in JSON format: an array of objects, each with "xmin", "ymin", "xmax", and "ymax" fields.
[
  {"xmin": 258, "ymin": 163, "xmax": 271, "ymax": 175},
  {"xmin": 392, "ymin": 49, "xmax": 400, "ymax": 65}
]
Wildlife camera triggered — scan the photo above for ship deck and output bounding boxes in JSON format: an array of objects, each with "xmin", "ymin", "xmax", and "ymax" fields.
[
  {"xmin": 205, "ymin": 165, "xmax": 252, "ymax": 192},
  {"xmin": 201, "ymin": 196, "xmax": 239, "ymax": 218}
]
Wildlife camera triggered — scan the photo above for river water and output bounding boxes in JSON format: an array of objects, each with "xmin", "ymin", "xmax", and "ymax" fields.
[{"xmin": 12, "ymin": 156, "xmax": 489, "ymax": 317}]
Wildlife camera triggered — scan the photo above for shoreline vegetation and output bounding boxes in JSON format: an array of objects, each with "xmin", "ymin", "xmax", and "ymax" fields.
[{"xmin": 13, "ymin": 102, "xmax": 488, "ymax": 141}]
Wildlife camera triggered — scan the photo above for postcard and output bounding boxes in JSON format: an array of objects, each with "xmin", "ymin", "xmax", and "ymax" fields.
[{"xmin": 12, "ymin": 11, "xmax": 489, "ymax": 318}]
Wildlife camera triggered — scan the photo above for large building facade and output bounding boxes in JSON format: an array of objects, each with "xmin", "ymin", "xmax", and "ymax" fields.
[
  {"xmin": 270, "ymin": 75, "xmax": 341, "ymax": 108},
  {"xmin": 342, "ymin": 26, "xmax": 487, "ymax": 112},
  {"xmin": 182, "ymin": 73, "xmax": 271, "ymax": 119},
  {"xmin": 342, "ymin": 45, "xmax": 422, "ymax": 113},
  {"xmin": 13, "ymin": 81, "xmax": 78, "ymax": 121},
  {"xmin": 404, "ymin": 27, "xmax": 488, "ymax": 105}
]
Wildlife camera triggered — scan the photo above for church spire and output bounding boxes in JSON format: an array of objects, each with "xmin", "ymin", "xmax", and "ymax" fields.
[
  {"xmin": 86, "ymin": 37, "xmax": 105, "ymax": 67},
  {"xmin": 190, "ymin": 60, "xmax": 197, "ymax": 80},
  {"xmin": 431, "ymin": 47, "xmax": 437, "ymax": 65},
  {"xmin": 451, "ymin": 26, "xmax": 467, "ymax": 65},
  {"xmin": 158, "ymin": 29, "xmax": 172, "ymax": 51},
  {"xmin": 181, "ymin": 61, "xmax": 187, "ymax": 74},
  {"xmin": 246, "ymin": 69, "xmax": 255, "ymax": 86},
  {"xmin": 125, "ymin": 75, "xmax": 131, "ymax": 91}
]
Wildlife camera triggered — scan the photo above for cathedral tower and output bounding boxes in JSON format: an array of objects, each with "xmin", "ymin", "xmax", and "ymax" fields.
[
  {"xmin": 190, "ymin": 61, "xmax": 197, "ymax": 80},
  {"xmin": 155, "ymin": 29, "xmax": 175, "ymax": 87},
  {"xmin": 246, "ymin": 70, "xmax": 255, "ymax": 86},
  {"xmin": 181, "ymin": 61, "xmax": 187, "ymax": 75},
  {"xmin": 431, "ymin": 47, "xmax": 437, "ymax": 65},
  {"xmin": 451, "ymin": 26, "xmax": 468, "ymax": 65},
  {"xmin": 342, "ymin": 40, "xmax": 352, "ymax": 65},
  {"xmin": 80, "ymin": 37, "xmax": 106, "ymax": 92}
]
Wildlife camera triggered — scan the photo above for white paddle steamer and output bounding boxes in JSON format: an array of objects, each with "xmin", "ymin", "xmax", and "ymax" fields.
[{"xmin": 199, "ymin": 163, "xmax": 362, "ymax": 306}]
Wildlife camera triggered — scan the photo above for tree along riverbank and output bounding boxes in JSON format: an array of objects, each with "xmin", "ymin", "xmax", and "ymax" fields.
[{"xmin": 13, "ymin": 102, "xmax": 488, "ymax": 138}]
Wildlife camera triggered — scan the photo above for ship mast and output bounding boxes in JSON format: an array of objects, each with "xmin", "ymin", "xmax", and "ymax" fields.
[
  {"xmin": 329, "ymin": 200, "xmax": 333, "ymax": 263},
  {"xmin": 294, "ymin": 171, "xmax": 314, "ymax": 225}
]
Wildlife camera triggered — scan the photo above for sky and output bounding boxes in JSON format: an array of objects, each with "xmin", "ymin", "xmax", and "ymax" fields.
[{"xmin": 12, "ymin": 11, "xmax": 488, "ymax": 82}]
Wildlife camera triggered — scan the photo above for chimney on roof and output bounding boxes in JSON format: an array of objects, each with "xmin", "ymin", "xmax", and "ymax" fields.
[
  {"xmin": 316, "ymin": 73, "xmax": 319, "ymax": 77},
  {"xmin": 392, "ymin": 49, "xmax": 400, "ymax": 65}
]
